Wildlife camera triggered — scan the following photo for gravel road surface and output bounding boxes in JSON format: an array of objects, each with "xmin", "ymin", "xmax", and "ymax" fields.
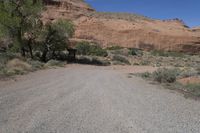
[{"xmin": 0, "ymin": 65, "xmax": 200, "ymax": 133}]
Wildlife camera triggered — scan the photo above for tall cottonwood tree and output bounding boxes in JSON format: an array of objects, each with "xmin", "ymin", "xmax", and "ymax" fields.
[
  {"xmin": 37, "ymin": 20, "xmax": 75, "ymax": 62},
  {"xmin": 0, "ymin": 0, "xmax": 43, "ymax": 57}
]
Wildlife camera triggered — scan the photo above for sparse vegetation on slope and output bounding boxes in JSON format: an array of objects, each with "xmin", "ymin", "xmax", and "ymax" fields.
[
  {"xmin": 76, "ymin": 41, "xmax": 108, "ymax": 57},
  {"xmin": 88, "ymin": 12, "xmax": 152, "ymax": 22}
]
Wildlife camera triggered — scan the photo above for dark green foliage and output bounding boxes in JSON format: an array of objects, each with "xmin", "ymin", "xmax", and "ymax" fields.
[
  {"xmin": 0, "ymin": 0, "xmax": 43, "ymax": 56},
  {"xmin": 0, "ymin": 52, "xmax": 16, "ymax": 65},
  {"xmin": 141, "ymin": 72, "xmax": 151, "ymax": 79},
  {"xmin": 152, "ymin": 68, "xmax": 178, "ymax": 83},
  {"xmin": 75, "ymin": 41, "xmax": 91, "ymax": 55},
  {"xmin": 89, "ymin": 45, "xmax": 108, "ymax": 57},
  {"xmin": 128, "ymin": 48, "xmax": 143, "ymax": 56},
  {"xmin": 151, "ymin": 50, "xmax": 185, "ymax": 57},
  {"xmin": 76, "ymin": 42, "xmax": 108, "ymax": 57},
  {"xmin": 106, "ymin": 46, "xmax": 123, "ymax": 50},
  {"xmin": 36, "ymin": 20, "xmax": 74, "ymax": 62},
  {"xmin": 55, "ymin": 20, "xmax": 74, "ymax": 38},
  {"xmin": 76, "ymin": 56, "xmax": 110, "ymax": 66},
  {"xmin": 27, "ymin": 59, "xmax": 44, "ymax": 70}
]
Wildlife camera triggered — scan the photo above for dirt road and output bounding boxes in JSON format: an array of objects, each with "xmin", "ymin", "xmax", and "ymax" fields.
[{"xmin": 0, "ymin": 65, "xmax": 200, "ymax": 133}]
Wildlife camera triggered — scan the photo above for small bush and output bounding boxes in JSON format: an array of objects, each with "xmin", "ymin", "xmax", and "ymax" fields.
[
  {"xmin": 112, "ymin": 55, "xmax": 130, "ymax": 65},
  {"xmin": 140, "ymin": 60, "xmax": 151, "ymax": 66},
  {"xmin": 75, "ymin": 41, "xmax": 91, "ymax": 55},
  {"xmin": 196, "ymin": 67, "xmax": 200, "ymax": 75},
  {"xmin": 89, "ymin": 45, "xmax": 108, "ymax": 57},
  {"xmin": 141, "ymin": 72, "xmax": 151, "ymax": 79},
  {"xmin": 27, "ymin": 59, "xmax": 44, "ymax": 71},
  {"xmin": 76, "ymin": 42, "xmax": 108, "ymax": 57},
  {"xmin": 151, "ymin": 50, "xmax": 184, "ymax": 57},
  {"xmin": 152, "ymin": 68, "xmax": 178, "ymax": 83},
  {"xmin": 185, "ymin": 84, "xmax": 200, "ymax": 96},
  {"xmin": 6, "ymin": 58, "xmax": 32, "ymax": 72},
  {"xmin": 45, "ymin": 60, "xmax": 66, "ymax": 67},
  {"xmin": 128, "ymin": 48, "xmax": 143, "ymax": 56},
  {"xmin": 76, "ymin": 56, "xmax": 110, "ymax": 66},
  {"xmin": 179, "ymin": 68, "xmax": 198, "ymax": 78}
]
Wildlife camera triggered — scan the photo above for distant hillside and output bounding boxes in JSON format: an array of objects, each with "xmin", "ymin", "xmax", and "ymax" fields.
[{"xmin": 42, "ymin": 0, "xmax": 200, "ymax": 53}]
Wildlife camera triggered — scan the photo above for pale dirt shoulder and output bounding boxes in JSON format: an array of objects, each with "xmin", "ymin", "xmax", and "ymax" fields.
[{"xmin": 0, "ymin": 64, "xmax": 156, "ymax": 86}]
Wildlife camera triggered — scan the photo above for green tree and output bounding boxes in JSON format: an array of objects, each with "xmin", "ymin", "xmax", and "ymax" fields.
[
  {"xmin": 36, "ymin": 20, "xmax": 74, "ymax": 62},
  {"xmin": 76, "ymin": 41, "xmax": 108, "ymax": 57},
  {"xmin": 0, "ymin": 0, "xmax": 43, "ymax": 56},
  {"xmin": 76, "ymin": 41, "xmax": 91, "ymax": 55}
]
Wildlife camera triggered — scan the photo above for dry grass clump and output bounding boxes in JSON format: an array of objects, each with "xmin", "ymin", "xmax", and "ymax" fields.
[
  {"xmin": 6, "ymin": 58, "xmax": 32, "ymax": 72},
  {"xmin": 112, "ymin": 55, "xmax": 131, "ymax": 65}
]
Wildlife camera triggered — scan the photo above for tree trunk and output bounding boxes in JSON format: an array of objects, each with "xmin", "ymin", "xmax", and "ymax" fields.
[
  {"xmin": 27, "ymin": 39, "xmax": 33, "ymax": 59},
  {"xmin": 17, "ymin": 28, "xmax": 25, "ymax": 57},
  {"xmin": 41, "ymin": 49, "xmax": 48, "ymax": 62},
  {"xmin": 21, "ymin": 47, "xmax": 26, "ymax": 57}
]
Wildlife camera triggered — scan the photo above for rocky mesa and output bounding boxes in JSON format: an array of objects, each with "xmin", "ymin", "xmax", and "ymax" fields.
[{"xmin": 42, "ymin": 0, "xmax": 200, "ymax": 53}]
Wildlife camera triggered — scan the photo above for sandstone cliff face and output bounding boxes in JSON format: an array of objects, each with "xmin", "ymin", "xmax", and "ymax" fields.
[
  {"xmin": 42, "ymin": 0, "xmax": 94, "ymax": 22},
  {"xmin": 42, "ymin": 0, "xmax": 200, "ymax": 53}
]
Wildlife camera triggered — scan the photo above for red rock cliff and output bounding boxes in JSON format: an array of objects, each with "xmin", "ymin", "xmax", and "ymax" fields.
[{"xmin": 42, "ymin": 0, "xmax": 200, "ymax": 53}]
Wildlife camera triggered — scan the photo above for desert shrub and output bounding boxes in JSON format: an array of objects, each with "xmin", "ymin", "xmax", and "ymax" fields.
[
  {"xmin": 0, "ymin": 52, "xmax": 17, "ymax": 65},
  {"xmin": 76, "ymin": 42, "xmax": 108, "ymax": 57},
  {"xmin": 141, "ymin": 72, "xmax": 151, "ymax": 79},
  {"xmin": 112, "ymin": 55, "xmax": 130, "ymax": 65},
  {"xmin": 44, "ymin": 51, "xmax": 68, "ymax": 61},
  {"xmin": 185, "ymin": 84, "xmax": 200, "ymax": 96},
  {"xmin": 45, "ymin": 60, "xmax": 66, "ymax": 67},
  {"xmin": 106, "ymin": 46, "xmax": 123, "ymax": 50},
  {"xmin": 89, "ymin": 45, "xmax": 108, "ymax": 57},
  {"xmin": 0, "ymin": 68, "xmax": 23, "ymax": 77},
  {"xmin": 151, "ymin": 50, "xmax": 185, "ymax": 57},
  {"xmin": 91, "ymin": 58, "xmax": 110, "ymax": 66},
  {"xmin": 128, "ymin": 48, "xmax": 143, "ymax": 56},
  {"xmin": 76, "ymin": 41, "xmax": 91, "ymax": 55},
  {"xmin": 6, "ymin": 59, "xmax": 32, "ymax": 72},
  {"xmin": 140, "ymin": 60, "xmax": 151, "ymax": 66},
  {"xmin": 196, "ymin": 67, "xmax": 200, "ymax": 75},
  {"xmin": 55, "ymin": 51, "xmax": 68, "ymax": 61},
  {"xmin": 109, "ymin": 49, "xmax": 130, "ymax": 56},
  {"xmin": 0, "ymin": 58, "xmax": 32, "ymax": 76},
  {"xmin": 179, "ymin": 68, "xmax": 198, "ymax": 78},
  {"xmin": 76, "ymin": 56, "xmax": 110, "ymax": 66},
  {"xmin": 152, "ymin": 68, "xmax": 178, "ymax": 83},
  {"xmin": 27, "ymin": 59, "xmax": 44, "ymax": 71}
]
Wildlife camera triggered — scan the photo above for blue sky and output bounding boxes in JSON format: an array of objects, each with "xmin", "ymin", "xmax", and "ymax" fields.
[{"xmin": 85, "ymin": 0, "xmax": 200, "ymax": 28}]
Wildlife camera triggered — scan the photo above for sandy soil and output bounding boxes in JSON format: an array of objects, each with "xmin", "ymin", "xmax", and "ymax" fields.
[
  {"xmin": 0, "ymin": 65, "xmax": 200, "ymax": 133},
  {"xmin": 178, "ymin": 76, "xmax": 200, "ymax": 85}
]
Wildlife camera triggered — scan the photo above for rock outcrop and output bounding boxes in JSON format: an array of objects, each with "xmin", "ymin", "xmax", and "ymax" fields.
[{"xmin": 42, "ymin": 0, "xmax": 200, "ymax": 53}]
